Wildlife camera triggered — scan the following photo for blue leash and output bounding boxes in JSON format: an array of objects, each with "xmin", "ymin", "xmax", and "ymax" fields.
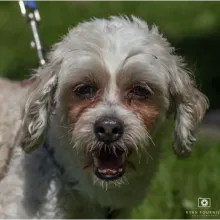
[
  {"xmin": 18, "ymin": 1, "xmax": 46, "ymax": 66},
  {"xmin": 23, "ymin": 1, "xmax": 37, "ymax": 10}
]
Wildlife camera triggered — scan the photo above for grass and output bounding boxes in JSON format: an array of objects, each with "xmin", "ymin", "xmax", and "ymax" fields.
[
  {"xmin": 0, "ymin": 1, "xmax": 220, "ymax": 219},
  {"xmin": 131, "ymin": 133, "xmax": 220, "ymax": 219},
  {"xmin": 1, "ymin": 2, "xmax": 220, "ymax": 79}
]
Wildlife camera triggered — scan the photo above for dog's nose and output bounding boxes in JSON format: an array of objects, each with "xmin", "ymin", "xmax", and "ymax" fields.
[{"xmin": 94, "ymin": 117, "xmax": 124, "ymax": 143}]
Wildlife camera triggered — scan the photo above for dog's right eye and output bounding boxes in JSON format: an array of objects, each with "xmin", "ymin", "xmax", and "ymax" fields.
[
  {"xmin": 128, "ymin": 84, "xmax": 152, "ymax": 100},
  {"xmin": 74, "ymin": 84, "xmax": 98, "ymax": 99}
]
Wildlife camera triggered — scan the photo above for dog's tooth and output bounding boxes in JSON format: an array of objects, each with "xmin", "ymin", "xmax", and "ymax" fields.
[
  {"xmin": 98, "ymin": 169, "xmax": 107, "ymax": 174},
  {"xmin": 107, "ymin": 169, "xmax": 114, "ymax": 173},
  {"xmin": 107, "ymin": 169, "xmax": 116, "ymax": 174},
  {"xmin": 102, "ymin": 169, "xmax": 107, "ymax": 174},
  {"xmin": 119, "ymin": 168, "xmax": 123, "ymax": 173},
  {"xmin": 98, "ymin": 168, "xmax": 103, "ymax": 173}
]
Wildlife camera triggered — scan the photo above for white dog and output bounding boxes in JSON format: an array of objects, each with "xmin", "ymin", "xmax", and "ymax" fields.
[{"xmin": 0, "ymin": 16, "xmax": 208, "ymax": 218}]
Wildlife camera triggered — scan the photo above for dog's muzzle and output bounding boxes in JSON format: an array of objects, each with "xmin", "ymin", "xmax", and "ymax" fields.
[{"xmin": 92, "ymin": 117, "xmax": 127, "ymax": 181}]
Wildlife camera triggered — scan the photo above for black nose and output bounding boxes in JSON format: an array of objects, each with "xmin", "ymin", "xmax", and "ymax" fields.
[{"xmin": 94, "ymin": 117, "xmax": 124, "ymax": 143}]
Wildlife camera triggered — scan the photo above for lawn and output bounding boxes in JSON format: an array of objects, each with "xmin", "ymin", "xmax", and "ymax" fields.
[
  {"xmin": 131, "ymin": 132, "xmax": 220, "ymax": 219},
  {"xmin": 1, "ymin": 1, "xmax": 220, "ymax": 108},
  {"xmin": 0, "ymin": 1, "xmax": 220, "ymax": 219}
]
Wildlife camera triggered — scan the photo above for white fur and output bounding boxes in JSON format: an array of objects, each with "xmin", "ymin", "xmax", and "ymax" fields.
[{"xmin": 0, "ymin": 16, "xmax": 208, "ymax": 218}]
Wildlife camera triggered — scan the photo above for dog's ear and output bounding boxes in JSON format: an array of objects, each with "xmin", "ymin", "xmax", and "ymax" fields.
[
  {"xmin": 19, "ymin": 62, "xmax": 59, "ymax": 153},
  {"xmin": 168, "ymin": 56, "xmax": 209, "ymax": 157}
]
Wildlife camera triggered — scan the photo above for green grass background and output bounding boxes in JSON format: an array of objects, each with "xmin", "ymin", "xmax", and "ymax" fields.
[
  {"xmin": 131, "ymin": 134, "xmax": 220, "ymax": 219},
  {"xmin": 0, "ymin": 1, "xmax": 220, "ymax": 219}
]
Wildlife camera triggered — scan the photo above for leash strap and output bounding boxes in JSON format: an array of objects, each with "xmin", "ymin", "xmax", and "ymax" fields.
[
  {"xmin": 18, "ymin": 1, "xmax": 46, "ymax": 66},
  {"xmin": 23, "ymin": 1, "xmax": 37, "ymax": 10}
]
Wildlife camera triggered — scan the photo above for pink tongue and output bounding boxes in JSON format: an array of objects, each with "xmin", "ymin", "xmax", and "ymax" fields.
[{"xmin": 98, "ymin": 150, "xmax": 122, "ymax": 169}]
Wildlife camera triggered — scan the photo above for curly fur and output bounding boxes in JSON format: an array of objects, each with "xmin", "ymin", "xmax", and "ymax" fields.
[
  {"xmin": 0, "ymin": 78, "xmax": 29, "ymax": 179},
  {"xmin": 0, "ymin": 15, "xmax": 208, "ymax": 218}
]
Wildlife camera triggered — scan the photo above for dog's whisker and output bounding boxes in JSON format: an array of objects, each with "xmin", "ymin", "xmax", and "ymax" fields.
[
  {"xmin": 118, "ymin": 178, "xmax": 124, "ymax": 185},
  {"xmin": 58, "ymin": 135, "xmax": 64, "ymax": 140},
  {"xmin": 93, "ymin": 176, "xmax": 99, "ymax": 185},
  {"xmin": 90, "ymin": 142, "xmax": 97, "ymax": 152},
  {"xmin": 145, "ymin": 149, "xmax": 153, "ymax": 162},
  {"xmin": 55, "ymin": 125, "xmax": 71, "ymax": 129},
  {"xmin": 101, "ymin": 181, "xmax": 105, "ymax": 189},
  {"xmin": 70, "ymin": 136, "xmax": 75, "ymax": 145},
  {"xmin": 113, "ymin": 146, "xmax": 117, "ymax": 157},
  {"xmin": 145, "ymin": 131, "xmax": 155, "ymax": 147},
  {"xmin": 122, "ymin": 176, "xmax": 129, "ymax": 185},
  {"xmin": 105, "ymin": 181, "xmax": 108, "ymax": 191},
  {"xmin": 116, "ymin": 180, "xmax": 122, "ymax": 188}
]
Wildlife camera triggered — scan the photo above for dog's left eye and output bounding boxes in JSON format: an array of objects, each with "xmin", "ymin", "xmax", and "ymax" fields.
[
  {"xmin": 75, "ymin": 84, "xmax": 98, "ymax": 99},
  {"xmin": 129, "ymin": 85, "xmax": 151, "ymax": 98}
]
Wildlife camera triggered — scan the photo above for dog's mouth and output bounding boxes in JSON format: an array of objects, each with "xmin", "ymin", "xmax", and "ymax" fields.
[{"xmin": 91, "ymin": 148, "xmax": 127, "ymax": 181}]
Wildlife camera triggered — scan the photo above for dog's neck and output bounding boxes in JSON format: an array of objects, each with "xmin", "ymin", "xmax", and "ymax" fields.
[{"xmin": 38, "ymin": 142, "xmax": 121, "ymax": 218}]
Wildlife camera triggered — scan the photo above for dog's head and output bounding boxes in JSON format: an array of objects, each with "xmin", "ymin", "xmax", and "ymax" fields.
[{"xmin": 19, "ymin": 16, "xmax": 208, "ymax": 183}]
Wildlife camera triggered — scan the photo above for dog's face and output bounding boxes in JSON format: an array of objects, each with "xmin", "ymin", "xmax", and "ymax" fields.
[
  {"xmin": 57, "ymin": 51, "xmax": 166, "ymax": 181},
  {"xmin": 20, "ymin": 16, "xmax": 208, "ymax": 183}
]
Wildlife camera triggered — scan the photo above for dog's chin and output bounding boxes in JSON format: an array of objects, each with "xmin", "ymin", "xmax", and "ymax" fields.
[{"xmin": 84, "ymin": 146, "xmax": 134, "ymax": 181}]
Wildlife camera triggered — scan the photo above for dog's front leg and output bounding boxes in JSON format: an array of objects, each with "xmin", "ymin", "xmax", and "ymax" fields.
[{"xmin": 0, "ymin": 175, "xmax": 29, "ymax": 218}]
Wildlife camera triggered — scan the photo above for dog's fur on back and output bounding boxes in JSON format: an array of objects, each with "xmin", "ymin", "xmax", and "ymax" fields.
[{"xmin": 0, "ymin": 16, "xmax": 208, "ymax": 218}]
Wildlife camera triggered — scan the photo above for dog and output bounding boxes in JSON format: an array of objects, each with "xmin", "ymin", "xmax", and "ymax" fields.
[
  {"xmin": 0, "ymin": 78, "xmax": 30, "ymax": 179},
  {"xmin": 0, "ymin": 15, "xmax": 209, "ymax": 218}
]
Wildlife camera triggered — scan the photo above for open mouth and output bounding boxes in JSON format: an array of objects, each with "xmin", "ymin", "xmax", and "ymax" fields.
[{"xmin": 92, "ymin": 148, "xmax": 126, "ymax": 181}]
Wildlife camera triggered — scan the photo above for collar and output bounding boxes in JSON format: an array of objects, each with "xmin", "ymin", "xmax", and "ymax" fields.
[{"xmin": 42, "ymin": 142, "xmax": 64, "ymax": 174}]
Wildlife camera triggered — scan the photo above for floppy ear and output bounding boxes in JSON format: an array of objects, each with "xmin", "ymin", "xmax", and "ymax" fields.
[
  {"xmin": 19, "ymin": 63, "xmax": 59, "ymax": 153},
  {"xmin": 169, "ymin": 56, "xmax": 209, "ymax": 157}
]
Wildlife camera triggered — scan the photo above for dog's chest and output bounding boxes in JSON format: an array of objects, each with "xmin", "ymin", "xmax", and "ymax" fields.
[{"xmin": 58, "ymin": 154, "xmax": 159, "ymax": 211}]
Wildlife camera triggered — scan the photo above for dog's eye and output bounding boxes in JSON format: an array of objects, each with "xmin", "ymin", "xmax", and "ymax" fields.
[
  {"xmin": 75, "ymin": 84, "xmax": 98, "ymax": 99},
  {"xmin": 129, "ymin": 85, "xmax": 151, "ymax": 99}
]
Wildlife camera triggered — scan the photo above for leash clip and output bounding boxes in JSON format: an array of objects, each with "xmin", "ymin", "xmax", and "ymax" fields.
[{"xmin": 18, "ymin": 1, "xmax": 46, "ymax": 66}]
